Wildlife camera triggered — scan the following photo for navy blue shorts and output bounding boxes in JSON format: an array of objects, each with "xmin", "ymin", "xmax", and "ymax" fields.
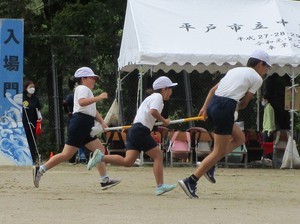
[
  {"xmin": 126, "ymin": 123, "xmax": 157, "ymax": 152},
  {"xmin": 66, "ymin": 112, "xmax": 97, "ymax": 148},
  {"xmin": 206, "ymin": 95, "xmax": 237, "ymax": 135}
]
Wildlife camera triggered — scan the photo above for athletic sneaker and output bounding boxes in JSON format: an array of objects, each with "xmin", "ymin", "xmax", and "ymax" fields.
[
  {"xmin": 100, "ymin": 178, "xmax": 121, "ymax": 190},
  {"xmin": 204, "ymin": 165, "xmax": 216, "ymax": 184},
  {"xmin": 87, "ymin": 149, "xmax": 104, "ymax": 170},
  {"xmin": 155, "ymin": 184, "xmax": 177, "ymax": 196},
  {"xmin": 197, "ymin": 162, "xmax": 216, "ymax": 184},
  {"xmin": 32, "ymin": 166, "xmax": 42, "ymax": 188},
  {"xmin": 178, "ymin": 178, "xmax": 198, "ymax": 198}
]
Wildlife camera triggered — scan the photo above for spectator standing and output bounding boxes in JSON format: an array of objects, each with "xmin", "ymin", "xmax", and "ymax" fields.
[{"xmin": 22, "ymin": 80, "xmax": 42, "ymax": 164}]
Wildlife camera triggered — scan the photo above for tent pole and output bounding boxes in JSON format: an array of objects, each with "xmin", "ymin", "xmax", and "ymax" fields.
[
  {"xmin": 256, "ymin": 91, "xmax": 261, "ymax": 132},
  {"xmin": 137, "ymin": 66, "xmax": 144, "ymax": 112},
  {"xmin": 117, "ymin": 71, "xmax": 123, "ymax": 125},
  {"xmin": 287, "ymin": 67, "xmax": 299, "ymax": 169},
  {"xmin": 138, "ymin": 66, "xmax": 144, "ymax": 166},
  {"xmin": 183, "ymin": 71, "xmax": 193, "ymax": 127},
  {"xmin": 140, "ymin": 68, "xmax": 144, "ymax": 106},
  {"xmin": 290, "ymin": 67, "xmax": 296, "ymax": 169},
  {"xmin": 117, "ymin": 70, "xmax": 134, "ymax": 125}
]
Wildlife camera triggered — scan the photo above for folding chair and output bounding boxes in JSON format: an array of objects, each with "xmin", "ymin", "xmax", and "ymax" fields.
[
  {"xmin": 168, "ymin": 130, "xmax": 193, "ymax": 167},
  {"xmin": 75, "ymin": 147, "xmax": 89, "ymax": 164},
  {"xmin": 224, "ymin": 143, "xmax": 248, "ymax": 168},
  {"xmin": 157, "ymin": 126, "xmax": 170, "ymax": 165},
  {"xmin": 187, "ymin": 127, "xmax": 213, "ymax": 165},
  {"xmin": 223, "ymin": 129, "xmax": 248, "ymax": 168},
  {"xmin": 105, "ymin": 131, "xmax": 127, "ymax": 156},
  {"xmin": 244, "ymin": 129, "xmax": 263, "ymax": 163},
  {"xmin": 195, "ymin": 131, "xmax": 214, "ymax": 165}
]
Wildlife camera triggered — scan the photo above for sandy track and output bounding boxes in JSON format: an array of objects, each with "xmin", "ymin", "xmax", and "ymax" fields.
[{"xmin": 0, "ymin": 164, "xmax": 299, "ymax": 224}]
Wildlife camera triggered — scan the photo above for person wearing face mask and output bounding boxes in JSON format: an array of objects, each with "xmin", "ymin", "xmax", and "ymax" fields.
[
  {"xmin": 22, "ymin": 80, "xmax": 42, "ymax": 164},
  {"xmin": 262, "ymin": 95, "xmax": 276, "ymax": 142}
]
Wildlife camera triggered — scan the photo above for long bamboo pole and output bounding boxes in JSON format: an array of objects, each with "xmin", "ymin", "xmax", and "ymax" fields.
[{"xmin": 104, "ymin": 116, "xmax": 205, "ymax": 132}]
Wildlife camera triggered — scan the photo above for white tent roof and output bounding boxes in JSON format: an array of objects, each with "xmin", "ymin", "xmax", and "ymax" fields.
[{"xmin": 118, "ymin": 0, "xmax": 300, "ymax": 75}]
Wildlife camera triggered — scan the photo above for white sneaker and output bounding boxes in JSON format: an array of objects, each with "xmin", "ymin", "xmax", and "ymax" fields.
[{"xmin": 32, "ymin": 166, "xmax": 42, "ymax": 188}]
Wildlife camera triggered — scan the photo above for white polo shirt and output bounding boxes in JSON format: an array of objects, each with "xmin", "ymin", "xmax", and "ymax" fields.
[
  {"xmin": 73, "ymin": 85, "xmax": 96, "ymax": 117},
  {"xmin": 215, "ymin": 67, "xmax": 263, "ymax": 101},
  {"xmin": 133, "ymin": 93, "xmax": 164, "ymax": 130}
]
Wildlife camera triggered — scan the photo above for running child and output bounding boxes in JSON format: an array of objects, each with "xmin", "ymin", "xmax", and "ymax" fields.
[
  {"xmin": 32, "ymin": 67, "xmax": 120, "ymax": 189},
  {"xmin": 179, "ymin": 49, "xmax": 271, "ymax": 198},
  {"xmin": 87, "ymin": 76, "xmax": 178, "ymax": 196}
]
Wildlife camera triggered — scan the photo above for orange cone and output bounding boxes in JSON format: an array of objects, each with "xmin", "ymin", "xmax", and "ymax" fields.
[{"xmin": 50, "ymin": 151, "xmax": 54, "ymax": 159}]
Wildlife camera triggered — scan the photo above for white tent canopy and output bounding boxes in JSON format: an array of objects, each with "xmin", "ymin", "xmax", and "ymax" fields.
[
  {"xmin": 118, "ymin": 0, "xmax": 300, "ymax": 75},
  {"xmin": 117, "ymin": 0, "xmax": 300, "ymax": 166}
]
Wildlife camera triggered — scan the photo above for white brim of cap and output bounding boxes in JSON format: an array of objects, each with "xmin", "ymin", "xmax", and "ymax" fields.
[{"xmin": 168, "ymin": 83, "xmax": 178, "ymax": 88}]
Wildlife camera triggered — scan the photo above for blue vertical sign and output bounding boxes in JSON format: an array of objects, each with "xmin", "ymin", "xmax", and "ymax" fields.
[{"xmin": 0, "ymin": 19, "xmax": 32, "ymax": 165}]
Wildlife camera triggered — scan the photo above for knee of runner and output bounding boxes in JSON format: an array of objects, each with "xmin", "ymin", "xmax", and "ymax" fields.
[{"xmin": 124, "ymin": 161, "xmax": 135, "ymax": 167}]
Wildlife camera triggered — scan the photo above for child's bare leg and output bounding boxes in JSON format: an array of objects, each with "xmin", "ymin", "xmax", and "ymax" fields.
[
  {"xmin": 43, "ymin": 145, "xmax": 77, "ymax": 170},
  {"xmin": 102, "ymin": 150, "xmax": 139, "ymax": 167},
  {"xmin": 194, "ymin": 125, "xmax": 245, "ymax": 179},
  {"xmin": 85, "ymin": 139, "xmax": 108, "ymax": 176},
  {"xmin": 145, "ymin": 147, "xmax": 164, "ymax": 186},
  {"xmin": 224, "ymin": 124, "xmax": 245, "ymax": 154}
]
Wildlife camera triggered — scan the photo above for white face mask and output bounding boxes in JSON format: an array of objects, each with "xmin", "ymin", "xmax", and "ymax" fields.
[
  {"xmin": 261, "ymin": 99, "xmax": 267, "ymax": 106},
  {"xmin": 27, "ymin": 87, "xmax": 35, "ymax": 94}
]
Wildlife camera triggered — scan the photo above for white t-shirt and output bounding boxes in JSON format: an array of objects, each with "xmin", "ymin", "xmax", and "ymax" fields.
[
  {"xmin": 73, "ymin": 85, "xmax": 96, "ymax": 117},
  {"xmin": 215, "ymin": 67, "xmax": 263, "ymax": 101},
  {"xmin": 133, "ymin": 93, "xmax": 164, "ymax": 130}
]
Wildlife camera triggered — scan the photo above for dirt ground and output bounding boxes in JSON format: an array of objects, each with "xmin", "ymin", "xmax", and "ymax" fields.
[{"xmin": 0, "ymin": 164, "xmax": 299, "ymax": 224}]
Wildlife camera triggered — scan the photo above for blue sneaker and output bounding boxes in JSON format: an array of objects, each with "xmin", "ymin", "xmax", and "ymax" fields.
[
  {"xmin": 204, "ymin": 165, "xmax": 216, "ymax": 184},
  {"xmin": 178, "ymin": 178, "xmax": 198, "ymax": 198},
  {"xmin": 87, "ymin": 149, "xmax": 104, "ymax": 170},
  {"xmin": 155, "ymin": 184, "xmax": 177, "ymax": 196}
]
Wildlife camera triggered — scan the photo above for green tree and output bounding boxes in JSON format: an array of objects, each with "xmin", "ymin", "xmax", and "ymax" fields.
[{"xmin": 1, "ymin": 0, "xmax": 126, "ymax": 157}]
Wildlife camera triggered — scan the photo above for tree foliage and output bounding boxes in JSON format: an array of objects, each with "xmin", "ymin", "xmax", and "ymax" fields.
[{"xmin": 1, "ymin": 0, "xmax": 126, "ymax": 154}]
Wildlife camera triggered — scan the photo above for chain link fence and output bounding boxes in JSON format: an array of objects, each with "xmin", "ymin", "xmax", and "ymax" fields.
[
  {"xmin": 120, "ymin": 70, "xmax": 259, "ymax": 132},
  {"xmin": 36, "ymin": 69, "xmax": 294, "ymax": 161}
]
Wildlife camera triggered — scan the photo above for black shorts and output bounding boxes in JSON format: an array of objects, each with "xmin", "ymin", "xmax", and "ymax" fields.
[
  {"xmin": 207, "ymin": 95, "xmax": 237, "ymax": 135},
  {"xmin": 126, "ymin": 123, "xmax": 157, "ymax": 152},
  {"xmin": 66, "ymin": 112, "xmax": 97, "ymax": 148}
]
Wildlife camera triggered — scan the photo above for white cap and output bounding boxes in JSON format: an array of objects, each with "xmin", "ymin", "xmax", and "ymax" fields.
[
  {"xmin": 153, "ymin": 76, "xmax": 178, "ymax": 90},
  {"xmin": 250, "ymin": 49, "xmax": 271, "ymax": 67},
  {"xmin": 74, "ymin": 67, "xmax": 99, "ymax": 79}
]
